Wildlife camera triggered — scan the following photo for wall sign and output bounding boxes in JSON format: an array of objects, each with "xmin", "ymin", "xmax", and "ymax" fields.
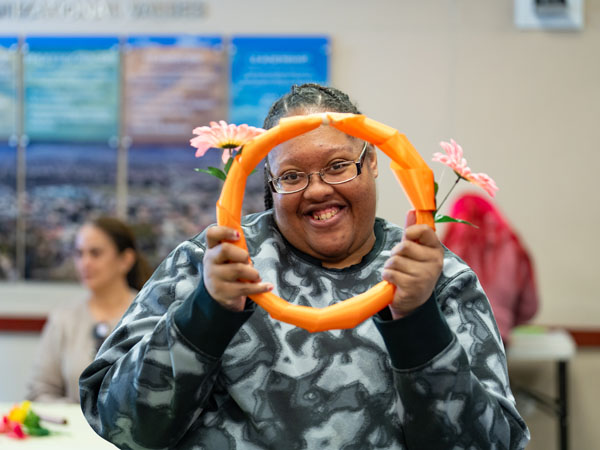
[
  {"xmin": 230, "ymin": 36, "xmax": 329, "ymax": 127},
  {"xmin": 24, "ymin": 36, "xmax": 120, "ymax": 143}
]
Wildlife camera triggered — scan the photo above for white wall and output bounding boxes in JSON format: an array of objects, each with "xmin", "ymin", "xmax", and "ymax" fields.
[
  {"xmin": 2, "ymin": 0, "xmax": 598, "ymax": 326},
  {"xmin": 1, "ymin": 0, "xmax": 599, "ymax": 447},
  {"xmin": 0, "ymin": 332, "xmax": 42, "ymax": 401},
  {"xmin": 0, "ymin": 283, "xmax": 85, "ymax": 401}
]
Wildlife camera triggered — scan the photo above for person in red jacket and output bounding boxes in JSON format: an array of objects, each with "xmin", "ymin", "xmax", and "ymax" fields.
[{"xmin": 441, "ymin": 193, "xmax": 539, "ymax": 344}]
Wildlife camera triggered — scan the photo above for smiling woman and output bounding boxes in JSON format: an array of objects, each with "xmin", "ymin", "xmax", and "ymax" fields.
[
  {"xmin": 79, "ymin": 84, "xmax": 530, "ymax": 450},
  {"xmin": 268, "ymin": 127, "xmax": 378, "ymax": 269},
  {"xmin": 214, "ymin": 109, "xmax": 441, "ymax": 332},
  {"xmin": 25, "ymin": 217, "xmax": 151, "ymax": 403}
]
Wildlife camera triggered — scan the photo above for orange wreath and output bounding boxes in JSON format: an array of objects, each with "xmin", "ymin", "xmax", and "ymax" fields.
[{"xmin": 217, "ymin": 113, "xmax": 435, "ymax": 332}]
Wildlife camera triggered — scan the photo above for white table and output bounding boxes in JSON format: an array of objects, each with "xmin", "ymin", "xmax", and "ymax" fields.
[
  {"xmin": 0, "ymin": 402, "xmax": 116, "ymax": 449},
  {"xmin": 507, "ymin": 327, "xmax": 577, "ymax": 450}
]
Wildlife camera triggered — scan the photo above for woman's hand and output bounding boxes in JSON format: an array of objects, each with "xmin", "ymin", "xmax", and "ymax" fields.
[
  {"xmin": 382, "ymin": 213, "xmax": 444, "ymax": 320},
  {"xmin": 203, "ymin": 226, "xmax": 273, "ymax": 312}
]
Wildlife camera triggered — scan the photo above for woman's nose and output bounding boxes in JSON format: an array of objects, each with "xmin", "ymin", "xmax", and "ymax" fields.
[
  {"xmin": 303, "ymin": 173, "xmax": 334, "ymax": 199},
  {"xmin": 76, "ymin": 253, "xmax": 92, "ymax": 268}
]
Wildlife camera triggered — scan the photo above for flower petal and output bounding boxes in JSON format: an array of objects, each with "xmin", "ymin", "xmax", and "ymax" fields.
[
  {"xmin": 470, "ymin": 172, "xmax": 499, "ymax": 197},
  {"xmin": 191, "ymin": 121, "xmax": 265, "ymax": 165},
  {"xmin": 434, "ymin": 139, "xmax": 473, "ymax": 179},
  {"xmin": 222, "ymin": 148, "xmax": 233, "ymax": 164},
  {"xmin": 190, "ymin": 137, "xmax": 214, "ymax": 157}
]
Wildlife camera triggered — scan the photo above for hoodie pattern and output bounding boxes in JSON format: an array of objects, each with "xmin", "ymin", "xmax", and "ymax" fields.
[{"xmin": 80, "ymin": 211, "xmax": 528, "ymax": 449}]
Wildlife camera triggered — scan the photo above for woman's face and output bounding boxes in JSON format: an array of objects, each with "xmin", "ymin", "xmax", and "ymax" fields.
[
  {"xmin": 268, "ymin": 125, "xmax": 378, "ymax": 268},
  {"xmin": 74, "ymin": 225, "xmax": 131, "ymax": 292}
]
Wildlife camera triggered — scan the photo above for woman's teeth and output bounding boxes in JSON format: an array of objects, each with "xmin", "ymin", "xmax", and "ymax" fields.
[{"xmin": 312, "ymin": 208, "xmax": 339, "ymax": 221}]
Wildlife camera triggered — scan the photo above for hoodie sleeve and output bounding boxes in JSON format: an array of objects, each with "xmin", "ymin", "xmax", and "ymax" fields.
[
  {"xmin": 374, "ymin": 255, "xmax": 530, "ymax": 449},
  {"xmin": 79, "ymin": 239, "xmax": 253, "ymax": 449}
]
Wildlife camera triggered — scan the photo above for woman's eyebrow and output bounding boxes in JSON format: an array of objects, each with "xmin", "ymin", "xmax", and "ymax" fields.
[{"xmin": 273, "ymin": 145, "xmax": 358, "ymax": 167}]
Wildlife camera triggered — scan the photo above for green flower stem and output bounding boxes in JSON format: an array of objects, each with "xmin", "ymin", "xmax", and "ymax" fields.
[{"xmin": 436, "ymin": 174, "xmax": 461, "ymax": 213}]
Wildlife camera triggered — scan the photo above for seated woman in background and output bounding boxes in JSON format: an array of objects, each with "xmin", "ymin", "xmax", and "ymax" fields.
[{"xmin": 26, "ymin": 216, "xmax": 152, "ymax": 403}]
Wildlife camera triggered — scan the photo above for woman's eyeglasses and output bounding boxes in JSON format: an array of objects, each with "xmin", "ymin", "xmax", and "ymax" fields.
[{"xmin": 268, "ymin": 142, "xmax": 369, "ymax": 194}]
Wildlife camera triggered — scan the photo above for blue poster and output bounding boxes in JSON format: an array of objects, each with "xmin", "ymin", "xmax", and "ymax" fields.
[
  {"xmin": 124, "ymin": 35, "xmax": 226, "ymax": 144},
  {"xmin": 123, "ymin": 35, "xmax": 233, "ymax": 267},
  {"xmin": 24, "ymin": 143, "xmax": 117, "ymax": 280},
  {"xmin": 230, "ymin": 36, "xmax": 329, "ymax": 127},
  {"xmin": 0, "ymin": 37, "xmax": 18, "ymax": 140},
  {"xmin": 24, "ymin": 36, "xmax": 120, "ymax": 142},
  {"xmin": 0, "ymin": 143, "xmax": 17, "ymax": 280}
]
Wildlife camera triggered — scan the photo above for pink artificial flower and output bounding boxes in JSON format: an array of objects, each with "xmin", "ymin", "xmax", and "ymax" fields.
[
  {"xmin": 1, "ymin": 416, "xmax": 25, "ymax": 439},
  {"xmin": 432, "ymin": 139, "xmax": 472, "ymax": 179},
  {"xmin": 190, "ymin": 120, "xmax": 265, "ymax": 163},
  {"xmin": 11, "ymin": 422, "xmax": 25, "ymax": 439},
  {"xmin": 469, "ymin": 172, "xmax": 499, "ymax": 198},
  {"xmin": 433, "ymin": 139, "xmax": 498, "ymax": 197}
]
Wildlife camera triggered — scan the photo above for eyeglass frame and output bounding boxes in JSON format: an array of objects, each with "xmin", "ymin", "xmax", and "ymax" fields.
[{"xmin": 267, "ymin": 141, "xmax": 370, "ymax": 194}]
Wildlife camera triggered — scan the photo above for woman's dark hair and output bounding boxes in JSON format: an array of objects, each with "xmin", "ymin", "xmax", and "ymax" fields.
[
  {"xmin": 262, "ymin": 83, "xmax": 362, "ymax": 209},
  {"xmin": 90, "ymin": 216, "xmax": 153, "ymax": 291}
]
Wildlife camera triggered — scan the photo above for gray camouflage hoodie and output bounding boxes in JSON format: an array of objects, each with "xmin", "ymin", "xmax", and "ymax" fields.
[{"xmin": 80, "ymin": 210, "xmax": 529, "ymax": 449}]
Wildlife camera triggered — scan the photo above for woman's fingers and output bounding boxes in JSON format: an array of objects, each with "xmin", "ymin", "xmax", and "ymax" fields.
[
  {"xmin": 383, "ymin": 224, "xmax": 444, "ymax": 319},
  {"xmin": 203, "ymin": 226, "xmax": 274, "ymax": 310},
  {"xmin": 209, "ymin": 242, "xmax": 251, "ymax": 265},
  {"xmin": 217, "ymin": 280, "xmax": 274, "ymax": 299},
  {"xmin": 383, "ymin": 255, "xmax": 421, "ymax": 278},
  {"xmin": 206, "ymin": 226, "xmax": 240, "ymax": 249},
  {"xmin": 212, "ymin": 262, "xmax": 261, "ymax": 283},
  {"xmin": 402, "ymin": 224, "xmax": 441, "ymax": 248}
]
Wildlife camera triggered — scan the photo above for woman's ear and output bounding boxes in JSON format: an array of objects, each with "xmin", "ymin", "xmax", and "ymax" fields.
[
  {"xmin": 368, "ymin": 145, "xmax": 378, "ymax": 179},
  {"xmin": 119, "ymin": 248, "xmax": 136, "ymax": 275}
]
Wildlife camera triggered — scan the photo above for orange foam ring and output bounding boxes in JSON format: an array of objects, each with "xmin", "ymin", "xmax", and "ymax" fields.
[
  {"xmin": 216, "ymin": 113, "xmax": 435, "ymax": 332},
  {"xmin": 251, "ymin": 281, "xmax": 395, "ymax": 333}
]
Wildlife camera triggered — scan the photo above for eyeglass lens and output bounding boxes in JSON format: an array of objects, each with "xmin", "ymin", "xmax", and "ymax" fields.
[
  {"xmin": 276, "ymin": 162, "xmax": 357, "ymax": 192},
  {"xmin": 273, "ymin": 142, "xmax": 367, "ymax": 194}
]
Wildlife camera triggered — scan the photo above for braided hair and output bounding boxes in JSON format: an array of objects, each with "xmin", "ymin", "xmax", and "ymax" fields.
[{"xmin": 262, "ymin": 84, "xmax": 362, "ymax": 209}]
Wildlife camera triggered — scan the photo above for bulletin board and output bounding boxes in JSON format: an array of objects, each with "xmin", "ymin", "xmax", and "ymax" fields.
[
  {"xmin": 124, "ymin": 35, "xmax": 227, "ymax": 145},
  {"xmin": 230, "ymin": 36, "xmax": 329, "ymax": 128},
  {"xmin": 0, "ymin": 34, "xmax": 330, "ymax": 280},
  {"xmin": 0, "ymin": 37, "xmax": 18, "ymax": 140},
  {"xmin": 24, "ymin": 36, "xmax": 120, "ymax": 143}
]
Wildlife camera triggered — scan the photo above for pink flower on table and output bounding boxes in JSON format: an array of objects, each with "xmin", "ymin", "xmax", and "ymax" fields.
[
  {"xmin": 191, "ymin": 120, "xmax": 265, "ymax": 163},
  {"xmin": 1, "ymin": 416, "xmax": 26, "ymax": 439},
  {"xmin": 11, "ymin": 422, "xmax": 25, "ymax": 439},
  {"xmin": 433, "ymin": 139, "xmax": 498, "ymax": 197}
]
